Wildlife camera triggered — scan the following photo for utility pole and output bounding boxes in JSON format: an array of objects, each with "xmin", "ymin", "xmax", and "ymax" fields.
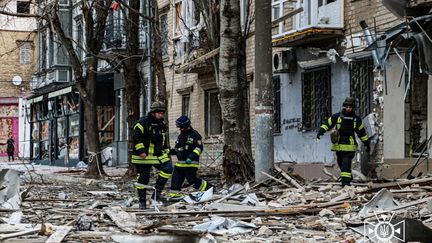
[{"xmin": 254, "ymin": 0, "xmax": 274, "ymax": 182}]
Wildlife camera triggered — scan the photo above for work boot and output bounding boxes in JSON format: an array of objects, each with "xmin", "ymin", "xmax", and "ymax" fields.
[
  {"xmin": 169, "ymin": 192, "xmax": 184, "ymax": 201},
  {"xmin": 341, "ymin": 177, "xmax": 351, "ymax": 187},
  {"xmin": 137, "ymin": 189, "xmax": 147, "ymax": 209}
]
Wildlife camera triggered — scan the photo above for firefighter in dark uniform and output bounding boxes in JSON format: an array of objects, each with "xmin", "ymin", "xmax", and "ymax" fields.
[
  {"xmin": 132, "ymin": 101, "xmax": 173, "ymax": 209},
  {"xmin": 317, "ymin": 97, "xmax": 370, "ymax": 187},
  {"xmin": 169, "ymin": 115, "xmax": 213, "ymax": 199}
]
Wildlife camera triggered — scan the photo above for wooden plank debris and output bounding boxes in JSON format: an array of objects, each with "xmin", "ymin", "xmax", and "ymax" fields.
[
  {"xmin": 274, "ymin": 165, "xmax": 303, "ymax": 189},
  {"xmin": 261, "ymin": 171, "xmax": 291, "ymax": 188},
  {"xmin": 0, "ymin": 227, "xmax": 40, "ymax": 241}
]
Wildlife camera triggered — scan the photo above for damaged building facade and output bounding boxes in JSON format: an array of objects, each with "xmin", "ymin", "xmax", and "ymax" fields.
[
  {"xmin": 28, "ymin": 0, "xmax": 115, "ymax": 165},
  {"xmin": 158, "ymin": 0, "xmax": 256, "ymax": 168},
  {"xmin": 0, "ymin": 0, "xmax": 36, "ymax": 160},
  {"xmin": 272, "ymin": 0, "xmax": 432, "ymax": 179}
]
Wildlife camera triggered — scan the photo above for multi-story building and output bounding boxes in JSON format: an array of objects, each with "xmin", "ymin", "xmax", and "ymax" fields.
[
  {"xmin": 0, "ymin": 0, "xmax": 36, "ymax": 160},
  {"xmin": 271, "ymin": 0, "xmax": 432, "ymax": 179},
  {"xmin": 28, "ymin": 0, "xmax": 120, "ymax": 165}
]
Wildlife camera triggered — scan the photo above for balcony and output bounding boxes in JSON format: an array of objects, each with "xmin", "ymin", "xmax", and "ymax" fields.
[{"xmin": 272, "ymin": 0, "xmax": 344, "ymax": 47}]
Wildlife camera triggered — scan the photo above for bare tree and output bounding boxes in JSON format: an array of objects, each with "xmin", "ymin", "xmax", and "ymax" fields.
[
  {"xmin": 193, "ymin": 0, "xmax": 254, "ymax": 182},
  {"xmin": 46, "ymin": 0, "xmax": 112, "ymax": 178}
]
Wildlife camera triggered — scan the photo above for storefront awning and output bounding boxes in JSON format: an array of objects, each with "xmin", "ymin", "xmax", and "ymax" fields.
[{"xmin": 48, "ymin": 86, "xmax": 73, "ymax": 98}]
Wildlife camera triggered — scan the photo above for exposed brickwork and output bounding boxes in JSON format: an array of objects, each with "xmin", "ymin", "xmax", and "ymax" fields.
[{"xmin": 0, "ymin": 30, "xmax": 36, "ymax": 98}]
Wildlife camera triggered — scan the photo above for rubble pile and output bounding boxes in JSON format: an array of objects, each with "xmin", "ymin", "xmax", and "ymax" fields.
[{"xmin": 1, "ymin": 164, "xmax": 432, "ymax": 242}]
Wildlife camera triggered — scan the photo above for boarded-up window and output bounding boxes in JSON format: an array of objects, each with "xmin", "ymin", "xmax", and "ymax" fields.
[
  {"xmin": 205, "ymin": 90, "xmax": 222, "ymax": 136},
  {"xmin": 19, "ymin": 42, "xmax": 32, "ymax": 64}
]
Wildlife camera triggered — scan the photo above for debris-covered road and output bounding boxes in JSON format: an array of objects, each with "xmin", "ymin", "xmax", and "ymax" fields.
[{"xmin": 1, "ymin": 161, "xmax": 432, "ymax": 243}]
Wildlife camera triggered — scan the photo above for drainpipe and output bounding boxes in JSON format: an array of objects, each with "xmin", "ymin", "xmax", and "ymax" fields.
[
  {"xmin": 360, "ymin": 20, "xmax": 381, "ymax": 69},
  {"xmin": 146, "ymin": 0, "xmax": 153, "ymax": 113}
]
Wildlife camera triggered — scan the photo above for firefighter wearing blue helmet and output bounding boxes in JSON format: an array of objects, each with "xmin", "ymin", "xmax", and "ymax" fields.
[{"xmin": 169, "ymin": 115, "xmax": 213, "ymax": 199}]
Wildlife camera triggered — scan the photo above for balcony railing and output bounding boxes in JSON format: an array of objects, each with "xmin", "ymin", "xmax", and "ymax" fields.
[{"xmin": 273, "ymin": 0, "xmax": 344, "ymax": 39}]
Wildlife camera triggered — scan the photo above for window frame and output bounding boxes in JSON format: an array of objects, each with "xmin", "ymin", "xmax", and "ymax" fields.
[
  {"xmin": 349, "ymin": 58, "xmax": 373, "ymax": 118},
  {"xmin": 301, "ymin": 66, "xmax": 332, "ymax": 130},
  {"xmin": 205, "ymin": 89, "xmax": 223, "ymax": 136},
  {"xmin": 182, "ymin": 94, "xmax": 191, "ymax": 117},
  {"xmin": 159, "ymin": 8, "xmax": 169, "ymax": 59}
]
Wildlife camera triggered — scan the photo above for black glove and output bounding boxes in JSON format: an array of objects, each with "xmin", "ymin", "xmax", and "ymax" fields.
[
  {"xmin": 317, "ymin": 132, "xmax": 323, "ymax": 140},
  {"xmin": 153, "ymin": 147, "xmax": 162, "ymax": 156},
  {"xmin": 169, "ymin": 148, "xmax": 177, "ymax": 155}
]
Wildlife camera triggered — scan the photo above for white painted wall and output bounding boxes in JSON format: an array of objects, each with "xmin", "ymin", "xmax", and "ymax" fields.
[
  {"xmin": 18, "ymin": 98, "xmax": 31, "ymax": 159},
  {"xmin": 0, "ymin": 0, "xmax": 36, "ymax": 31},
  {"xmin": 274, "ymin": 49, "xmax": 350, "ymax": 164},
  {"xmin": 383, "ymin": 55, "xmax": 405, "ymax": 159}
]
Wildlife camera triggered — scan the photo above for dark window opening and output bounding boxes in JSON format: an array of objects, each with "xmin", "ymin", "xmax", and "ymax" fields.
[
  {"xmin": 17, "ymin": 1, "xmax": 30, "ymax": 14},
  {"xmin": 205, "ymin": 90, "xmax": 222, "ymax": 136},
  {"xmin": 182, "ymin": 94, "xmax": 191, "ymax": 117},
  {"xmin": 273, "ymin": 76, "xmax": 281, "ymax": 133},
  {"xmin": 302, "ymin": 66, "xmax": 331, "ymax": 130},
  {"xmin": 350, "ymin": 58, "xmax": 373, "ymax": 118}
]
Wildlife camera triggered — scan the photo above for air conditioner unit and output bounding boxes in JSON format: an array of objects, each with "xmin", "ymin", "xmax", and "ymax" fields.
[
  {"xmin": 273, "ymin": 50, "xmax": 297, "ymax": 74},
  {"xmin": 56, "ymin": 70, "xmax": 70, "ymax": 82}
]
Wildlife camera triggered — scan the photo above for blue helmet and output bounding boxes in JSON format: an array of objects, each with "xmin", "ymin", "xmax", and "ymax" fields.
[{"xmin": 176, "ymin": 115, "xmax": 191, "ymax": 128}]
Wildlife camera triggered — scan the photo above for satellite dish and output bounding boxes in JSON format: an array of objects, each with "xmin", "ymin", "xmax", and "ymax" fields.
[{"xmin": 12, "ymin": 76, "xmax": 22, "ymax": 86}]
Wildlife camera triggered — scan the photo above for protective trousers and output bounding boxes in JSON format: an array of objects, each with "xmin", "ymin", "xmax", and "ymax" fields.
[
  {"xmin": 134, "ymin": 162, "xmax": 173, "ymax": 202},
  {"xmin": 170, "ymin": 167, "xmax": 212, "ymax": 197},
  {"xmin": 336, "ymin": 151, "xmax": 355, "ymax": 186}
]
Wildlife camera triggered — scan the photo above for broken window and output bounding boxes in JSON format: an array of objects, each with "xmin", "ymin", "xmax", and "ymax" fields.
[
  {"xmin": 302, "ymin": 66, "xmax": 331, "ymax": 130},
  {"xmin": 159, "ymin": 8, "xmax": 169, "ymax": 58},
  {"xmin": 273, "ymin": 76, "xmax": 281, "ymax": 133},
  {"xmin": 272, "ymin": 0, "xmax": 289, "ymax": 35},
  {"xmin": 17, "ymin": 1, "xmax": 30, "ymax": 14},
  {"xmin": 182, "ymin": 94, "xmax": 191, "ymax": 117},
  {"xmin": 205, "ymin": 90, "xmax": 222, "ymax": 136},
  {"xmin": 350, "ymin": 58, "xmax": 373, "ymax": 118},
  {"xmin": 174, "ymin": 0, "xmax": 183, "ymax": 37}
]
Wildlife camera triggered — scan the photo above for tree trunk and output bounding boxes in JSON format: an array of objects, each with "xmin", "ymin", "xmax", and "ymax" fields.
[
  {"xmin": 219, "ymin": 0, "xmax": 254, "ymax": 183},
  {"xmin": 84, "ymin": 57, "xmax": 105, "ymax": 177},
  {"xmin": 123, "ymin": 0, "xmax": 141, "ymax": 180}
]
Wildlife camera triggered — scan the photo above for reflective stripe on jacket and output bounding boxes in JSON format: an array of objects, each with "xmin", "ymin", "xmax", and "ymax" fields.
[
  {"xmin": 131, "ymin": 113, "xmax": 170, "ymax": 164},
  {"xmin": 318, "ymin": 111, "xmax": 369, "ymax": 152}
]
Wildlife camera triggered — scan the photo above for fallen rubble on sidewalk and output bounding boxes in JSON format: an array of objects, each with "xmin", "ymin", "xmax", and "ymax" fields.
[{"xmin": 1, "ymin": 164, "xmax": 432, "ymax": 242}]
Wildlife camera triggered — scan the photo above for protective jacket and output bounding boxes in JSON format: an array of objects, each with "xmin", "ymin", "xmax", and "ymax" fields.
[
  {"xmin": 131, "ymin": 113, "xmax": 170, "ymax": 164},
  {"xmin": 318, "ymin": 110, "xmax": 369, "ymax": 152},
  {"xmin": 171, "ymin": 128, "xmax": 203, "ymax": 168}
]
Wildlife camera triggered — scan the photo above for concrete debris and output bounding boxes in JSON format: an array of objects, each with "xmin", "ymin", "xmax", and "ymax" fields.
[
  {"xmin": 0, "ymin": 169, "xmax": 21, "ymax": 210},
  {"xmin": 358, "ymin": 188, "xmax": 399, "ymax": 217},
  {"xmin": 319, "ymin": 209, "xmax": 335, "ymax": 217},
  {"xmin": 192, "ymin": 216, "xmax": 257, "ymax": 236},
  {"xmin": 1, "ymin": 164, "xmax": 432, "ymax": 242},
  {"xmin": 75, "ymin": 213, "xmax": 93, "ymax": 231}
]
